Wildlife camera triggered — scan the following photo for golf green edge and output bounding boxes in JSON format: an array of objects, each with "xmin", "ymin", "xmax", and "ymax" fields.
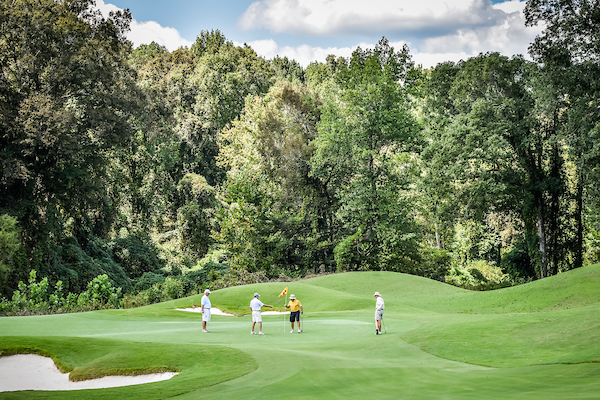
[
  {"xmin": 0, "ymin": 336, "xmax": 257, "ymax": 399},
  {"xmin": 1, "ymin": 264, "xmax": 599, "ymax": 399}
]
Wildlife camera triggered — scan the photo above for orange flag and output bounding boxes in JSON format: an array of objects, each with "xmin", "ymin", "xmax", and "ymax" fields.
[{"xmin": 279, "ymin": 286, "xmax": 288, "ymax": 297}]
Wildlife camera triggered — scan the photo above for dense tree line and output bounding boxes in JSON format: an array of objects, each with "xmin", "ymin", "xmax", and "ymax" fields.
[{"xmin": 1, "ymin": 0, "xmax": 599, "ymax": 301}]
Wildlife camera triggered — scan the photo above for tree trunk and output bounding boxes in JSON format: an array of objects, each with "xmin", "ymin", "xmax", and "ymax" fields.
[
  {"xmin": 434, "ymin": 221, "xmax": 442, "ymax": 249},
  {"xmin": 574, "ymin": 171, "xmax": 584, "ymax": 270},
  {"xmin": 537, "ymin": 200, "xmax": 548, "ymax": 279}
]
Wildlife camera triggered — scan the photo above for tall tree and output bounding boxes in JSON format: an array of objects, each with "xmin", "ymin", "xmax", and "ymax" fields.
[
  {"xmin": 217, "ymin": 81, "xmax": 326, "ymax": 275},
  {"xmin": 310, "ymin": 38, "xmax": 420, "ymax": 271},
  {"xmin": 416, "ymin": 62, "xmax": 461, "ymax": 250},
  {"xmin": 431, "ymin": 52, "xmax": 579, "ymax": 278},
  {"xmin": 0, "ymin": 0, "xmax": 137, "ymax": 289},
  {"xmin": 525, "ymin": 0, "xmax": 600, "ymax": 270}
]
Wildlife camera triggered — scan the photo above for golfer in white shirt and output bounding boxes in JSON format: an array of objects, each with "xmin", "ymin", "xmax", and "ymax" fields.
[
  {"xmin": 201, "ymin": 289, "xmax": 211, "ymax": 333},
  {"xmin": 374, "ymin": 291, "xmax": 385, "ymax": 335},
  {"xmin": 250, "ymin": 293, "xmax": 273, "ymax": 335}
]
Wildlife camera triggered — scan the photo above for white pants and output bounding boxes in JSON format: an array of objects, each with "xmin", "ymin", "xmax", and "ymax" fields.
[
  {"xmin": 375, "ymin": 309, "xmax": 384, "ymax": 321},
  {"xmin": 203, "ymin": 308, "xmax": 211, "ymax": 322}
]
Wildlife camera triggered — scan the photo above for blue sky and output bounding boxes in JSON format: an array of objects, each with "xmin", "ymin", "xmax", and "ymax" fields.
[{"xmin": 98, "ymin": 0, "xmax": 543, "ymax": 69}]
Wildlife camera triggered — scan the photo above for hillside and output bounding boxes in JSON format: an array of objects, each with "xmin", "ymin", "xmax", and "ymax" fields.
[{"xmin": 1, "ymin": 264, "xmax": 599, "ymax": 399}]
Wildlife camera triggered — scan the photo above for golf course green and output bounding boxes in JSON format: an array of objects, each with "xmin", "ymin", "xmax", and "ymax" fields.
[{"xmin": 1, "ymin": 264, "xmax": 600, "ymax": 399}]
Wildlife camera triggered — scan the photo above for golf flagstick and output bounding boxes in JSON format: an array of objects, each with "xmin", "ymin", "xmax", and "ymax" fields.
[
  {"xmin": 283, "ymin": 293, "xmax": 287, "ymax": 333},
  {"xmin": 278, "ymin": 286, "xmax": 288, "ymax": 333}
]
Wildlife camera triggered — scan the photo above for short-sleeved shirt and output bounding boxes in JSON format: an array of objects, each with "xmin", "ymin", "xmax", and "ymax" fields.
[
  {"xmin": 250, "ymin": 297, "xmax": 264, "ymax": 311},
  {"xmin": 201, "ymin": 294, "xmax": 211, "ymax": 309},
  {"xmin": 287, "ymin": 299, "xmax": 302, "ymax": 312}
]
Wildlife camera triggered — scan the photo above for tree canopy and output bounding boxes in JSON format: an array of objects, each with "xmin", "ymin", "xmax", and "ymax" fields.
[{"xmin": 2, "ymin": 0, "xmax": 600, "ymax": 300}]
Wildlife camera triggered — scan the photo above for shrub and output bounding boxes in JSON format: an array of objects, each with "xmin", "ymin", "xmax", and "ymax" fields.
[
  {"xmin": 162, "ymin": 277, "xmax": 186, "ymax": 300},
  {"xmin": 0, "ymin": 270, "xmax": 122, "ymax": 315},
  {"xmin": 82, "ymin": 274, "xmax": 122, "ymax": 309},
  {"xmin": 501, "ymin": 239, "xmax": 536, "ymax": 279},
  {"xmin": 415, "ymin": 247, "xmax": 452, "ymax": 281},
  {"xmin": 0, "ymin": 214, "xmax": 21, "ymax": 297},
  {"xmin": 446, "ymin": 260, "xmax": 511, "ymax": 290},
  {"xmin": 110, "ymin": 234, "xmax": 164, "ymax": 278},
  {"xmin": 133, "ymin": 272, "xmax": 166, "ymax": 292}
]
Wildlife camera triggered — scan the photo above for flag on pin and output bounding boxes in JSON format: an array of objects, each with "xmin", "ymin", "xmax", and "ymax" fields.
[{"xmin": 279, "ymin": 286, "xmax": 288, "ymax": 297}]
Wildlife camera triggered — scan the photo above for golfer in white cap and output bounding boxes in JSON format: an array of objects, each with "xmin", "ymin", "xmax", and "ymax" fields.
[
  {"xmin": 285, "ymin": 294, "xmax": 303, "ymax": 333},
  {"xmin": 201, "ymin": 289, "xmax": 211, "ymax": 332},
  {"xmin": 374, "ymin": 291, "xmax": 385, "ymax": 335},
  {"xmin": 250, "ymin": 293, "xmax": 273, "ymax": 335}
]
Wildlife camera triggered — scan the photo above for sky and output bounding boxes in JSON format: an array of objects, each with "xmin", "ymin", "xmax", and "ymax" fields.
[{"xmin": 96, "ymin": 0, "xmax": 544, "ymax": 69}]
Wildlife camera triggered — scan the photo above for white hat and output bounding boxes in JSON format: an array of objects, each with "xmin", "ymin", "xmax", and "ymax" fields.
[
  {"xmin": 254, "ymin": 293, "xmax": 260, "ymax": 297},
  {"xmin": 374, "ymin": 291, "xmax": 381, "ymax": 297},
  {"xmin": 290, "ymin": 294, "xmax": 296, "ymax": 299},
  {"xmin": 204, "ymin": 289, "xmax": 211, "ymax": 294}
]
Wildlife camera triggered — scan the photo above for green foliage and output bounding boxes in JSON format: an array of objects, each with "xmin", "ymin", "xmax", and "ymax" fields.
[
  {"xmin": 584, "ymin": 226, "xmax": 600, "ymax": 265},
  {"xmin": 111, "ymin": 235, "xmax": 164, "ymax": 278},
  {"xmin": 176, "ymin": 173, "xmax": 217, "ymax": 257},
  {"xmin": 271, "ymin": 56, "xmax": 306, "ymax": 83},
  {"xmin": 0, "ymin": 270, "xmax": 122, "ymax": 315},
  {"xmin": 446, "ymin": 259, "xmax": 511, "ymax": 290},
  {"xmin": 129, "ymin": 41, "xmax": 168, "ymax": 69},
  {"xmin": 1, "ymin": 0, "xmax": 599, "ymax": 306},
  {"xmin": 191, "ymin": 29, "xmax": 230, "ymax": 57},
  {"xmin": 0, "ymin": 214, "xmax": 22, "ymax": 296},
  {"xmin": 501, "ymin": 238, "xmax": 537, "ymax": 279},
  {"xmin": 161, "ymin": 277, "xmax": 186, "ymax": 300},
  {"xmin": 311, "ymin": 38, "xmax": 421, "ymax": 272},
  {"xmin": 133, "ymin": 272, "xmax": 166, "ymax": 292},
  {"xmin": 216, "ymin": 81, "xmax": 330, "ymax": 276},
  {"xmin": 333, "ymin": 229, "xmax": 363, "ymax": 271},
  {"xmin": 0, "ymin": 0, "xmax": 139, "ymax": 293},
  {"xmin": 415, "ymin": 247, "xmax": 453, "ymax": 281},
  {"xmin": 82, "ymin": 274, "xmax": 122, "ymax": 309}
]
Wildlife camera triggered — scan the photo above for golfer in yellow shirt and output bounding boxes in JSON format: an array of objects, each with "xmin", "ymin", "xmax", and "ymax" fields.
[{"xmin": 285, "ymin": 294, "xmax": 303, "ymax": 333}]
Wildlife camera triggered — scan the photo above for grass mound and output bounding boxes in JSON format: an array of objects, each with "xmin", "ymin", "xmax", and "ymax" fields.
[
  {"xmin": 1, "ymin": 264, "xmax": 599, "ymax": 399},
  {"xmin": 0, "ymin": 336, "xmax": 256, "ymax": 399}
]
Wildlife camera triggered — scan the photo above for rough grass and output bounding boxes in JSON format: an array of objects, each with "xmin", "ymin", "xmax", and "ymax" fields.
[{"xmin": 1, "ymin": 264, "xmax": 599, "ymax": 399}]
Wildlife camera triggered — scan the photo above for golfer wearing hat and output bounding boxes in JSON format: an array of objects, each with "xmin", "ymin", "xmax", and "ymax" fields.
[
  {"xmin": 285, "ymin": 294, "xmax": 303, "ymax": 333},
  {"xmin": 201, "ymin": 289, "xmax": 211, "ymax": 333},
  {"xmin": 374, "ymin": 291, "xmax": 385, "ymax": 335},
  {"xmin": 250, "ymin": 293, "xmax": 273, "ymax": 335}
]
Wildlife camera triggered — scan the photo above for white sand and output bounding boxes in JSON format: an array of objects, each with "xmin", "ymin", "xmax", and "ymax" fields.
[
  {"xmin": 0, "ymin": 354, "xmax": 177, "ymax": 392},
  {"xmin": 176, "ymin": 307, "xmax": 289, "ymax": 316},
  {"xmin": 175, "ymin": 307, "xmax": 235, "ymax": 315}
]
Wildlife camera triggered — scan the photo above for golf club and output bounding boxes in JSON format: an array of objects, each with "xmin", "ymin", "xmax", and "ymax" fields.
[{"xmin": 236, "ymin": 305, "xmax": 249, "ymax": 317}]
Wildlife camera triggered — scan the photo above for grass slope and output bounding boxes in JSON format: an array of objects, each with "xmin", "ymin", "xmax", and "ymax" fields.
[{"xmin": 1, "ymin": 264, "xmax": 600, "ymax": 399}]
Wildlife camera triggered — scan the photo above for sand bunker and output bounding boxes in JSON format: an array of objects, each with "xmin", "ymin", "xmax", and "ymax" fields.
[
  {"xmin": 175, "ymin": 307, "xmax": 235, "ymax": 315},
  {"xmin": 176, "ymin": 307, "xmax": 289, "ymax": 316},
  {"xmin": 0, "ymin": 354, "xmax": 177, "ymax": 392}
]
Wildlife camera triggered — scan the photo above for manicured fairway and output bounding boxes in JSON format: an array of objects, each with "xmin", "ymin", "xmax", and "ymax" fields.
[{"xmin": 1, "ymin": 265, "xmax": 600, "ymax": 399}]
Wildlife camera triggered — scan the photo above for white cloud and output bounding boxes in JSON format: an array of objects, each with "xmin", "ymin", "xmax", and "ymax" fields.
[
  {"xmin": 92, "ymin": 0, "xmax": 542, "ymax": 69},
  {"xmin": 418, "ymin": 1, "xmax": 543, "ymax": 63},
  {"xmin": 95, "ymin": 0, "xmax": 192, "ymax": 51},
  {"xmin": 237, "ymin": 0, "xmax": 542, "ymax": 68},
  {"xmin": 239, "ymin": 0, "xmax": 509, "ymax": 36},
  {"xmin": 493, "ymin": 0, "xmax": 526, "ymax": 14},
  {"xmin": 128, "ymin": 20, "xmax": 193, "ymax": 51},
  {"xmin": 237, "ymin": 39, "xmax": 357, "ymax": 67}
]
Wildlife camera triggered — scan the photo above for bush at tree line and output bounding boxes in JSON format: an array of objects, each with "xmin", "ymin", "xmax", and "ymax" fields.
[{"xmin": 0, "ymin": 263, "xmax": 229, "ymax": 316}]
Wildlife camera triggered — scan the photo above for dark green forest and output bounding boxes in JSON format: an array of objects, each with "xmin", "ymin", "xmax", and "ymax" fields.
[{"xmin": 1, "ymin": 0, "xmax": 600, "ymax": 308}]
